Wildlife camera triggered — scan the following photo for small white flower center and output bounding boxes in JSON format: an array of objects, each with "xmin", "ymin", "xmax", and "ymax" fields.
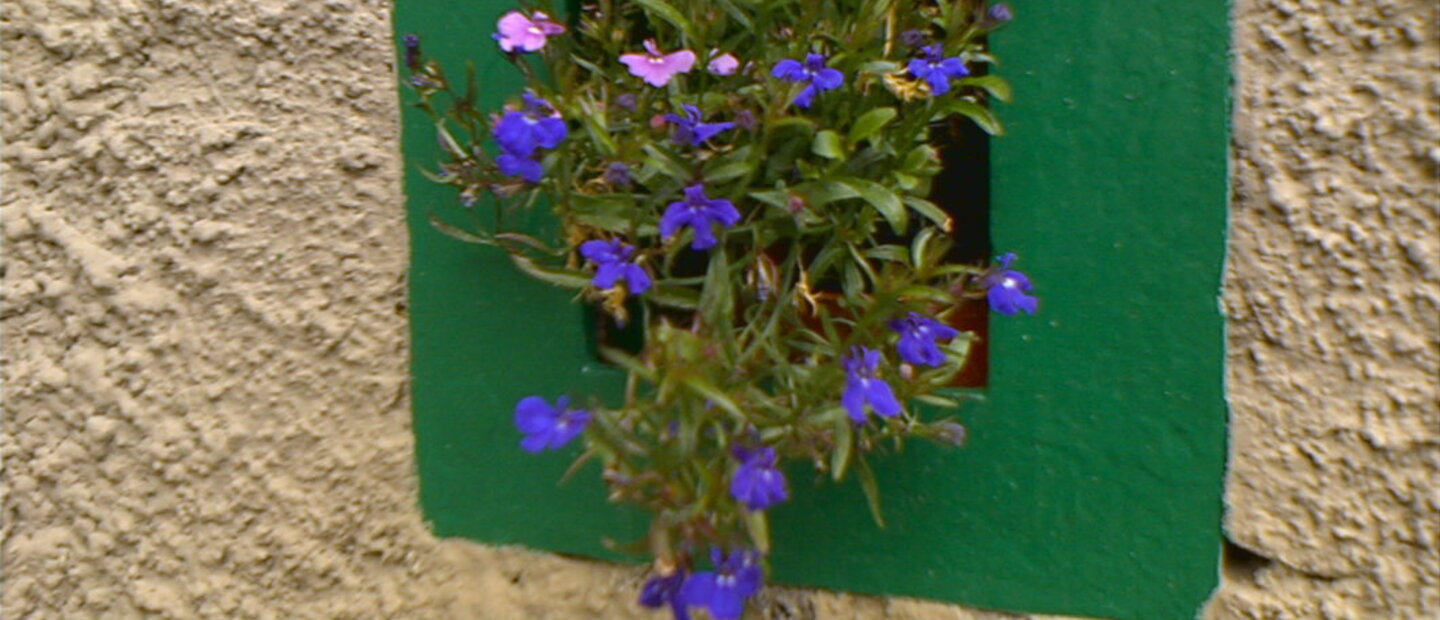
[
  {"xmin": 1002, "ymin": 277, "xmax": 1018, "ymax": 289},
  {"xmin": 528, "ymin": 26, "xmax": 544, "ymax": 35}
]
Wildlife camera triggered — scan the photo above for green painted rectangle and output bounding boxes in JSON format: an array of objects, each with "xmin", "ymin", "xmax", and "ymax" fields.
[{"xmin": 394, "ymin": 2, "xmax": 1230, "ymax": 619}]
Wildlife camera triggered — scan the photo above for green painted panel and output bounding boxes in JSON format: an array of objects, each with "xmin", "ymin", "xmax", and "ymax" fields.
[{"xmin": 394, "ymin": 2, "xmax": 1229, "ymax": 619}]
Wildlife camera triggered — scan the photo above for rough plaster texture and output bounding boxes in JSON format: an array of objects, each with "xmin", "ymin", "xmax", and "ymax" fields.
[
  {"xmin": 1205, "ymin": 0, "xmax": 1440, "ymax": 617},
  {"xmin": 0, "ymin": 1, "xmax": 1072, "ymax": 618},
  {"xmin": 1, "ymin": 1, "xmax": 1435, "ymax": 620}
]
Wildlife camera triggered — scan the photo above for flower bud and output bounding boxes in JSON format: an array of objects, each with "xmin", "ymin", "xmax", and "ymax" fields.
[
  {"xmin": 933, "ymin": 421, "xmax": 968, "ymax": 447},
  {"xmin": 403, "ymin": 33, "xmax": 422, "ymax": 71},
  {"xmin": 898, "ymin": 29, "xmax": 928, "ymax": 48},
  {"xmin": 986, "ymin": 3, "xmax": 1014, "ymax": 27},
  {"xmin": 604, "ymin": 162, "xmax": 633, "ymax": 187}
]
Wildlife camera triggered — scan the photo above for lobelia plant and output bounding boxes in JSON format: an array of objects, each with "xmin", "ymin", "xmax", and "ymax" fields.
[{"xmin": 404, "ymin": 1, "xmax": 1033, "ymax": 618}]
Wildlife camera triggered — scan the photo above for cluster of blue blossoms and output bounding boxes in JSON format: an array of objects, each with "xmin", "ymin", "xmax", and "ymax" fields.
[
  {"xmin": 486, "ymin": 7, "xmax": 1029, "ymax": 619},
  {"xmin": 493, "ymin": 93, "xmax": 567, "ymax": 182}
]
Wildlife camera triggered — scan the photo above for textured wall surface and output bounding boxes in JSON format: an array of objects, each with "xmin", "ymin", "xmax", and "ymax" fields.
[
  {"xmin": 1206, "ymin": 0, "xmax": 1440, "ymax": 617},
  {"xmin": 2, "ymin": 0, "xmax": 1435, "ymax": 619},
  {"xmin": 0, "ymin": 1, "xmax": 1068, "ymax": 618}
]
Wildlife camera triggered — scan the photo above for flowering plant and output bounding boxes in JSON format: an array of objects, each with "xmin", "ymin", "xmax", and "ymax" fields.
[{"xmin": 404, "ymin": 1, "xmax": 1031, "ymax": 617}]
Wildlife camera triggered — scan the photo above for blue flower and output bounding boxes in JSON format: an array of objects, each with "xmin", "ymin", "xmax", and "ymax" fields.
[
  {"xmin": 639, "ymin": 571, "xmax": 691, "ymax": 620},
  {"xmin": 842, "ymin": 347, "xmax": 903, "ymax": 424},
  {"xmin": 889, "ymin": 312, "xmax": 960, "ymax": 367},
  {"xmin": 495, "ymin": 152, "xmax": 543, "ymax": 182},
  {"xmin": 772, "ymin": 53, "xmax": 844, "ymax": 108},
  {"xmin": 680, "ymin": 548, "xmax": 763, "ymax": 620},
  {"xmin": 908, "ymin": 45, "xmax": 969, "ymax": 96},
  {"xmin": 984, "ymin": 252, "xmax": 1038, "ymax": 315},
  {"xmin": 730, "ymin": 446, "xmax": 788, "ymax": 511},
  {"xmin": 661, "ymin": 184, "xmax": 741, "ymax": 251},
  {"xmin": 513, "ymin": 396, "xmax": 591, "ymax": 453},
  {"xmin": 493, "ymin": 93, "xmax": 568, "ymax": 158},
  {"xmin": 665, "ymin": 105, "xmax": 735, "ymax": 147},
  {"xmin": 579, "ymin": 239, "xmax": 651, "ymax": 294}
]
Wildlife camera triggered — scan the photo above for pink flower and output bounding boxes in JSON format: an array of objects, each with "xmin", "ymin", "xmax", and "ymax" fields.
[
  {"xmin": 494, "ymin": 11, "xmax": 565, "ymax": 53},
  {"xmin": 620, "ymin": 39, "xmax": 697, "ymax": 87},
  {"xmin": 708, "ymin": 51, "xmax": 740, "ymax": 76}
]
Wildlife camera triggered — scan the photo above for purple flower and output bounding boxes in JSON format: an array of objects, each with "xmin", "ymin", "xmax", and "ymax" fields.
[
  {"xmin": 708, "ymin": 51, "xmax": 740, "ymax": 76},
  {"xmin": 842, "ymin": 347, "xmax": 903, "ymax": 424},
  {"xmin": 579, "ymin": 239, "xmax": 652, "ymax": 295},
  {"xmin": 661, "ymin": 184, "xmax": 741, "ymax": 251},
  {"xmin": 665, "ymin": 105, "xmax": 735, "ymax": 147},
  {"xmin": 493, "ymin": 94, "xmax": 568, "ymax": 158},
  {"xmin": 772, "ymin": 53, "xmax": 845, "ymax": 108},
  {"xmin": 615, "ymin": 93, "xmax": 638, "ymax": 111},
  {"xmin": 680, "ymin": 549, "xmax": 763, "ymax": 620},
  {"xmin": 514, "ymin": 396, "xmax": 591, "ymax": 453},
  {"xmin": 494, "ymin": 11, "xmax": 566, "ymax": 53},
  {"xmin": 984, "ymin": 252, "xmax": 1038, "ymax": 315},
  {"xmin": 729, "ymin": 446, "xmax": 788, "ymax": 511},
  {"xmin": 639, "ymin": 572, "xmax": 691, "ymax": 620},
  {"xmin": 908, "ymin": 45, "xmax": 970, "ymax": 96},
  {"xmin": 620, "ymin": 39, "xmax": 697, "ymax": 87},
  {"xmin": 889, "ymin": 312, "xmax": 960, "ymax": 367}
]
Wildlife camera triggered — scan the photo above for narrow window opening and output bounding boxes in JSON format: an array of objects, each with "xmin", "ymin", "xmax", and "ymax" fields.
[
  {"xmin": 589, "ymin": 81, "xmax": 993, "ymax": 389},
  {"xmin": 933, "ymin": 98, "xmax": 992, "ymax": 387}
]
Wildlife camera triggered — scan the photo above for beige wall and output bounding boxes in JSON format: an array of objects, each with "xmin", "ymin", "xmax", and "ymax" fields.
[
  {"xmin": 1, "ymin": 0, "xmax": 1434, "ymax": 618},
  {"xmin": 1205, "ymin": 0, "xmax": 1439, "ymax": 617}
]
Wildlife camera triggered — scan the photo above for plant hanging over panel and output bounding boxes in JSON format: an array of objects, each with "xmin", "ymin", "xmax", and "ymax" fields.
[{"xmin": 404, "ymin": 1, "xmax": 1033, "ymax": 617}]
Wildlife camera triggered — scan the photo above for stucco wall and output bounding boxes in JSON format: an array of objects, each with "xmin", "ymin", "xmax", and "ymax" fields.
[
  {"xmin": 1, "ymin": 1, "xmax": 1434, "ymax": 619},
  {"xmin": 1205, "ymin": 0, "xmax": 1440, "ymax": 617}
]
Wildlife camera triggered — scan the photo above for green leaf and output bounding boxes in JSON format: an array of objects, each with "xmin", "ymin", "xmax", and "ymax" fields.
[
  {"xmin": 838, "ymin": 177, "xmax": 908, "ymax": 234},
  {"xmin": 864, "ymin": 244, "xmax": 910, "ymax": 265},
  {"xmin": 599, "ymin": 347, "xmax": 657, "ymax": 381},
  {"xmin": 855, "ymin": 457, "xmax": 886, "ymax": 528},
  {"xmin": 633, "ymin": 0, "xmax": 697, "ymax": 40},
  {"xmin": 957, "ymin": 75, "xmax": 1013, "ymax": 103},
  {"xmin": 904, "ymin": 196, "xmax": 953, "ymax": 232},
  {"xmin": 900, "ymin": 145, "xmax": 942, "ymax": 175},
  {"xmin": 914, "ymin": 393, "xmax": 963, "ymax": 409},
  {"xmin": 700, "ymin": 247, "xmax": 733, "ymax": 326},
  {"xmin": 831, "ymin": 416, "xmax": 853, "ymax": 481},
  {"xmin": 436, "ymin": 124, "xmax": 466, "ymax": 158},
  {"xmin": 812, "ymin": 130, "xmax": 845, "ymax": 159},
  {"xmin": 847, "ymin": 107, "xmax": 897, "ymax": 145},
  {"xmin": 570, "ymin": 194, "xmax": 635, "ymax": 233},
  {"xmin": 643, "ymin": 144, "xmax": 693, "ymax": 183},
  {"xmin": 937, "ymin": 100, "xmax": 1005, "ymax": 136},
  {"xmin": 895, "ymin": 284, "xmax": 952, "ymax": 304},
  {"xmin": 681, "ymin": 376, "xmax": 743, "ymax": 420},
  {"xmin": 911, "ymin": 227, "xmax": 939, "ymax": 269},
  {"xmin": 744, "ymin": 510, "xmax": 771, "ymax": 554},
  {"xmin": 802, "ymin": 180, "xmax": 861, "ymax": 207},
  {"xmin": 704, "ymin": 146, "xmax": 754, "ymax": 183},
  {"xmin": 494, "ymin": 232, "xmax": 559, "ymax": 255},
  {"xmin": 857, "ymin": 60, "xmax": 902, "ymax": 76},
  {"xmin": 649, "ymin": 284, "xmax": 700, "ymax": 310},
  {"xmin": 428, "ymin": 212, "xmax": 492, "ymax": 245},
  {"xmin": 509, "ymin": 254, "xmax": 590, "ymax": 289}
]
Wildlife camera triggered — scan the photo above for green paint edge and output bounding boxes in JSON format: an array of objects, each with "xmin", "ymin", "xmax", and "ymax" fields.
[{"xmin": 393, "ymin": 2, "xmax": 1230, "ymax": 619}]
